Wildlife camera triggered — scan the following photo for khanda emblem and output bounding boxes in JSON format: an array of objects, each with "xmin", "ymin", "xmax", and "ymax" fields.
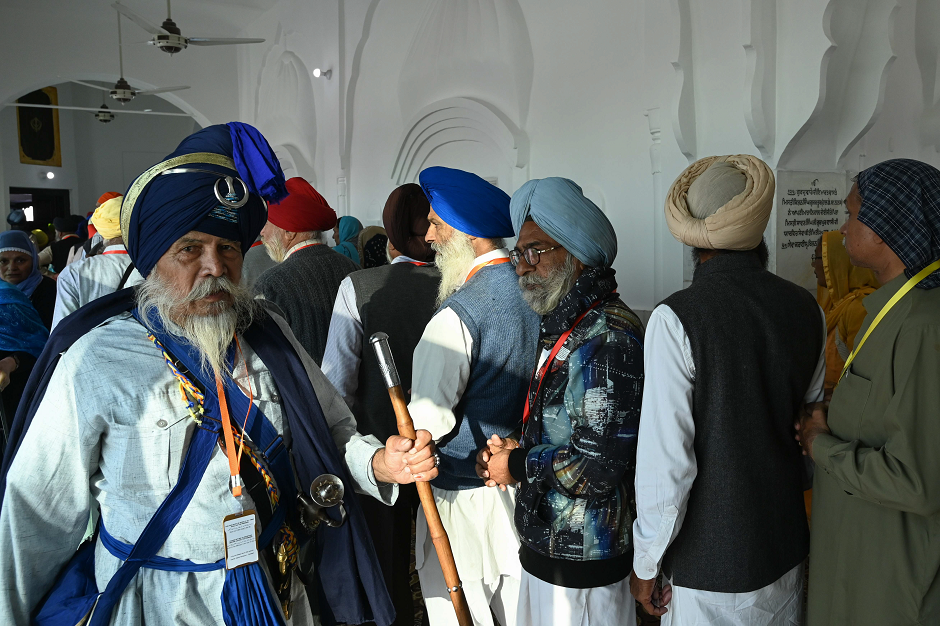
[{"xmin": 213, "ymin": 175, "xmax": 249, "ymax": 209}]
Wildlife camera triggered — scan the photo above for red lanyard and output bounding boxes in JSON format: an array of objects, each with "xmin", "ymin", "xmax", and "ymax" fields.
[
  {"xmin": 286, "ymin": 242, "xmax": 322, "ymax": 259},
  {"xmin": 249, "ymin": 240, "xmax": 263, "ymax": 249},
  {"xmin": 102, "ymin": 250, "xmax": 127, "ymax": 255},
  {"xmin": 215, "ymin": 336, "xmax": 253, "ymax": 497},
  {"xmin": 465, "ymin": 257, "xmax": 510, "ymax": 282},
  {"xmin": 405, "ymin": 261, "xmax": 429, "ymax": 266},
  {"xmin": 522, "ymin": 302, "xmax": 602, "ymax": 424}
]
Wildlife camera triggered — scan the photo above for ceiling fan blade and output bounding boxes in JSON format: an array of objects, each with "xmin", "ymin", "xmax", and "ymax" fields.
[
  {"xmin": 111, "ymin": 2, "xmax": 168, "ymax": 36},
  {"xmin": 135, "ymin": 86, "xmax": 191, "ymax": 95},
  {"xmin": 70, "ymin": 80, "xmax": 112, "ymax": 92},
  {"xmin": 187, "ymin": 37, "xmax": 266, "ymax": 46},
  {"xmin": 3, "ymin": 102, "xmax": 191, "ymax": 117}
]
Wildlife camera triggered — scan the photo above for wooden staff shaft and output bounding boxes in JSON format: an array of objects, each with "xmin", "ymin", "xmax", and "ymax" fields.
[{"xmin": 386, "ymin": 385, "xmax": 473, "ymax": 626}]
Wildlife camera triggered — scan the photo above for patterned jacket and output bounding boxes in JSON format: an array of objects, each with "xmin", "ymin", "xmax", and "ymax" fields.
[{"xmin": 509, "ymin": 267, "xmax": 644, "ymax": 581}]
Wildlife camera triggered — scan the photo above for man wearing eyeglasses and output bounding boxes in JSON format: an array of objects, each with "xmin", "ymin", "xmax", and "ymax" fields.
[
  {"xmin": 407, "ymin": 167, "xmax": 540, "ymax": 626},
  {"xmin": 474, "ymin": 177, "xmax": 644, "ymax": 626}
]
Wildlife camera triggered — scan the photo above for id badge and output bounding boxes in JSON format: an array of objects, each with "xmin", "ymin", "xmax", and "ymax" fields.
[{"xmin": 222, "ymin": 510, "xmax": 259, "ymax": 570}]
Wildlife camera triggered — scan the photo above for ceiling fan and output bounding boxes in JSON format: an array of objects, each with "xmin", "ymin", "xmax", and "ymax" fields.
[
  {"xmin": 113, "ymin": 0, "xmax": 265, "ymax": 55},
  {"xmin": 71, "ymin": 11, "xmax": 189, "ymax": 103}
]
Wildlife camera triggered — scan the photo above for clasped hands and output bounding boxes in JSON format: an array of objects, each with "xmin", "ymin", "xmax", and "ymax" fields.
[
  {"xmin": 794, "ymin": 401, "xmax": 831, "ymax": 460},
  {"xmin": 373, "ymin": 430, "xmax": 439, "ymax": 485},
  {"xmin": 475, "ymin": 435, "xmax": 519, "ymax": 491}
]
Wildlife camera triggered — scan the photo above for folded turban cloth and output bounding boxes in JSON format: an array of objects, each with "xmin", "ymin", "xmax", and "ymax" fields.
[
  {"xmin": 665, "ymin": 154, "xmax": 774, "ymax": 250},
  {"xmin": 91, "ymin": 196, "xmax": 123, "ymax": 240},
  {"xmin": 53, "ymin": 215, "xmax": 83, "ymax": 234},
  {"xmin": 0, "ymin": 230, "xmax": 42, "ymax": 297},
  {"xmin": 267, "ymin": 177, "xmax": 337, "ymax": 233},
  {"xmin": 382, "ymin": 184, "xmax": 433, "ymax": 262},
  {"xmin": 333, "ymin": 216, "xmax": 363, "ymax": 265},
  {"xmin": 122, "ymin": 122, "xmax": 286, "ymax": 278},
  {"xmin": 419, "ymin": 167, "xmax": 513, "ymax": 238},
  {"xmin": 857, "ymin": 158, "xmax": 940, "ymax": 289},
  {"xmin": 97, "ymin": 191, "xmax": 121, "ymax": 206},
  {"xmin": 6, "ymin": 209, "xmax": 25, "ymax": 228},
  {"xmin": 510, "ymin": 177, "xmax": 617, "ymax": 268}
]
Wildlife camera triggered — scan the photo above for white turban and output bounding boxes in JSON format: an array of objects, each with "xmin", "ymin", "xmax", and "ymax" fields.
[{"xmin": 665, "ymin": 154, "xmax": 774, "ymax": 250}]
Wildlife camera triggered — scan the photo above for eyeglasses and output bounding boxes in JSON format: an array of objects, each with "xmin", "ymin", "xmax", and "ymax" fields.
[{"xmin": 509, "ymin": 245, "xmax": 562, "ymax": 266}]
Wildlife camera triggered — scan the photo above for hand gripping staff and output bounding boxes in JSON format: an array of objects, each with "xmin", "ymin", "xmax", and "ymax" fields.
[{"xmin": 370, "ymin": 332, "xmax": 473, "ymax": 626}]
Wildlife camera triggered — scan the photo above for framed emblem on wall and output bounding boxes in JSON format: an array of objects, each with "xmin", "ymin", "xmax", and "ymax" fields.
[{"xmin": 16, "ymin": 87, "xmax": 62, "ymax": 167}]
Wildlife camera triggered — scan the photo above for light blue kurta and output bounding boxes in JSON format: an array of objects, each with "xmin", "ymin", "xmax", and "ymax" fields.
[{"xmin": 0, "ymin": 311, "xmax": 395, "ymax": 624}]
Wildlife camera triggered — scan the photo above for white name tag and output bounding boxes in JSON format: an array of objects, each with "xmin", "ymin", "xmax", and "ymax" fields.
[{"xmin": 223, "ymin": 511, "xmax": 259, "ymax": 570}]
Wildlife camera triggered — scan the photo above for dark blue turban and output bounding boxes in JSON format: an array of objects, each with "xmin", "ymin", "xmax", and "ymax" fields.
[
  {"xmin": 857, "ymin": 158, "xmax": 940, "ymax": 289},
  {"xmin": 122, "ymin": 122, "xmax": 287, "ymax": 277},
  {"xmin": 418, "ymin": 166, "xmax": 513, "ymax": 238}
]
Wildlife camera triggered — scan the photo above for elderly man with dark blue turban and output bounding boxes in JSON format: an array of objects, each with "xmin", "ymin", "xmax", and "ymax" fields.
[
  {"xmin": 797, "ymin": 159, "xmax": 940, "ymax": 626},
  {"xmin": 475, "ymin": 177, "xmax": 644, "ymax": 626},
  {"xmin": 0, "ymin": 123, "xmax": 438, "ymax": 626},
  {"xmin": 408, "ymin": 166, "xmax": 539, "ymax": 626}
]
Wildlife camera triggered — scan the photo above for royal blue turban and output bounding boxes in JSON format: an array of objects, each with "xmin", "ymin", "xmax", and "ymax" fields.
[
  {"xmin": 122, "ymin": 122, "xmax": 287, "ymax": 277},
  {"xmin": 857, "ymin": 158, "xmax": 940, "ymax": 289},
  {"xmin": 418, "ymin": 167, "xmax": 513, "ymax": 238},
  {"xmin": 510, "ymin": 177, "xmax": 617, "ymax": 267}
]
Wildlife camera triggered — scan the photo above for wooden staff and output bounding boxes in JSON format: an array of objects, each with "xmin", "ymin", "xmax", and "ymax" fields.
[{"xmin": 370, "ymin": 332, "xmax": 473, "ymax": 626}]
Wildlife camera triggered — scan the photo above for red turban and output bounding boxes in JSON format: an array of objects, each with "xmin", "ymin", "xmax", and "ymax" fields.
[
  {"xmin": 97, "ymin": 191, "xmax": 121, "ymax": 206},
  {"xmin": 267, "ymin": 177, "xmax": 337, "ymax": 233}
]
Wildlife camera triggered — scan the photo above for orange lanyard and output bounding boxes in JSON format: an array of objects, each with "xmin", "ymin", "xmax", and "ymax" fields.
[
  {"xmin": 102, "ymin": 250, "xmax": 127, "ymax": 255},
  {"xmin": 215, "ymin": 336, "xmax": 254, "ymax": 497},
  {"xmin": 523, "ymin": 302, "xmax": 601, "ymax": 424},
  {"xmin": 465, "ymin": 257, "xmax": 510, "ymax": 282},
  {"xmin": 406, "ymin": 261, "xmax": 429, "ymax": 266}
]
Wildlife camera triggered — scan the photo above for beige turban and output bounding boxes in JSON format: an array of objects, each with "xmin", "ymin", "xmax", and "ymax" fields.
[{"xmin": 665, "ymin": 154, "xmax": 774, "ymax": 250}]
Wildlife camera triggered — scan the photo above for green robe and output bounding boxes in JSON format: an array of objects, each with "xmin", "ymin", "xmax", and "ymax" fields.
[{"xmin": 808, "ymin": 274, "xmax": 940, "ymax": 625}]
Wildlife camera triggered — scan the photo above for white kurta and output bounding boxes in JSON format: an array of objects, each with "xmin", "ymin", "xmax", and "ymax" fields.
[
  {"xmin": 407, "ymin": 249, "xmax": 522, "ymax": 626},
  {"xmin": 51, "ymin": 245, "xmax": 144, "ymax": 329},
  {"xmin": 632, "ymin": 304, "xmax": 825, "ymax": 624},
  {"xmin": 0, "ymin": 311, "xmax": 394, "ymax": 625},
  {"xmin": 321, "ymin": 254, "xmax": 420, "ymax": 408}
]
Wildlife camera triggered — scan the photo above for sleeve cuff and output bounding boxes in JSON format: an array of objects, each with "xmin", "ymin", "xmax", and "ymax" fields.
[
  {"xmin": 812, "ymin": 432, "xmax": 842, "ymax": 474},
  {"xmin": 632, "ymin": 554, "xmax": 660, "ymax": 581},
  {"xmin": 508, "ymin": 447, "xmax": 527, "ymax": 483}
]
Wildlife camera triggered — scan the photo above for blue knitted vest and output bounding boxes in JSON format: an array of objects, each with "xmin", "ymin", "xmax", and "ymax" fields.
[{"xmin": 432, "ymin": 262, "xmax": 540, "ymax": 490}]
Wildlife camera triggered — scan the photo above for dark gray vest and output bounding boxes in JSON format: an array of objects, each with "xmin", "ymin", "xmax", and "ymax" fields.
[
  {"xmin": 661, "ymin": 251, "xmax": 822, "ymax": 593},
  {"xmin": 350, "ymin": 262, "xmax": 441, "ymax": 442}
]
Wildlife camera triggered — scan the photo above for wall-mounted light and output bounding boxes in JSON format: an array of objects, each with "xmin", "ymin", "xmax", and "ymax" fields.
[
  {"xmin": 40, "ymin": 171, "xmax": 54, "ymax": 181},
  {"xmin": 313, "ymin": 68, "xmax": 332, "ymax": 80}
]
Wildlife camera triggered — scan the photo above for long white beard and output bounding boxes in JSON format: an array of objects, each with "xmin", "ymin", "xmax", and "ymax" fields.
[
  {"xmin": 432, "ymin": 231, "xmax": 477, "ymax": 307},
  {"xmin": 519, "ymin": 253, "xmax": 579, "ymax": 316},
  {"xmin": 137, "ymin": 270, "xmax": 261, "ymax": 378},
  {"xmin": 263, "ymin": 235, "xmax": 288, "ymax": 263}
]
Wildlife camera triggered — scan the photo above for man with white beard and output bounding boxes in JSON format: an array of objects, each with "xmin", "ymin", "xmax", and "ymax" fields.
[
  {"xmin": 255, "ymin": 176, "xmax": 358, "ymax": 365},
  {"xmin": 0, "ymin": 124, "xmax": 436, "ymax": 626},
  {"xmin": 475, "ymin": 177, "xmax": 644, "ymax": 626},
  {"xmin": 408, "ymin": 167, "xmax": 540, "ymax": 626}
]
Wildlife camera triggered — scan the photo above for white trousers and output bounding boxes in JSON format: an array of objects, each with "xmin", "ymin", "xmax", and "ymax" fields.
[
  {"xmin": 516, "ymin": 570, "xmax": 635, "ymax": 626},
  {"xmin": 661, "ymin": 562, "xmax": 804, "ymax": 626},
  {"xmin": 419, "ymin": 557, "xmax": 520, "ymax": 626}
]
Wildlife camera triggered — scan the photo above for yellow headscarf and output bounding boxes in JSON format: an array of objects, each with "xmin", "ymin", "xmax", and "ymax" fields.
[{"xmin": 91, "ymin": 196, "xmax": 123, "ymax": 240}]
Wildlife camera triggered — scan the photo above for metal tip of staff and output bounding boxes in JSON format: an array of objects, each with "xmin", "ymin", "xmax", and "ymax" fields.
[{"xmin": 369, "ymin": 332, "xmax": 389, "ymax": 344}]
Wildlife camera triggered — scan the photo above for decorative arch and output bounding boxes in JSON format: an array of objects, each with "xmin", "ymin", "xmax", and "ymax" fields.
[
  {"xmin": 391, "ymin": 97, "xmax": 529, "ymax": 188},
  {"xmin": 254, "ymin": 31, "xmax": 317, "ymax": 183}
]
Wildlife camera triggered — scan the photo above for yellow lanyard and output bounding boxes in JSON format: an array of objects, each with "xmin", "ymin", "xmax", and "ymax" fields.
[{"xmin": 840, "ymin": 259, "xmax": 940, "ymax": 380}]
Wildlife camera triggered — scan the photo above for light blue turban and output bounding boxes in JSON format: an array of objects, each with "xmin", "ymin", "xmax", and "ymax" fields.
[
  {"xmin": 510, "ymin": 177, "xmax": 617, "ymax": 267},
  {"xmin": 419, "ymin": 167, "xmax": 514, "ymax": 238}
]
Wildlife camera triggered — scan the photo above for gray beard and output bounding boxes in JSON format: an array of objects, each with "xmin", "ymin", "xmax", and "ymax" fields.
[
  {"xmin": 519, "ymin": 253, "xmax": 579, "ymax": 316},
  {"xmin": 263, "ymin": 236, "xmax": 288, "ymax": 263},
  {"xmin": 136, "ymin": 270, "xmax": 262, "ymax": 378},
  {"xmin": 432, "ymin": 231, "xmax": 478, "ymax": 307}
]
